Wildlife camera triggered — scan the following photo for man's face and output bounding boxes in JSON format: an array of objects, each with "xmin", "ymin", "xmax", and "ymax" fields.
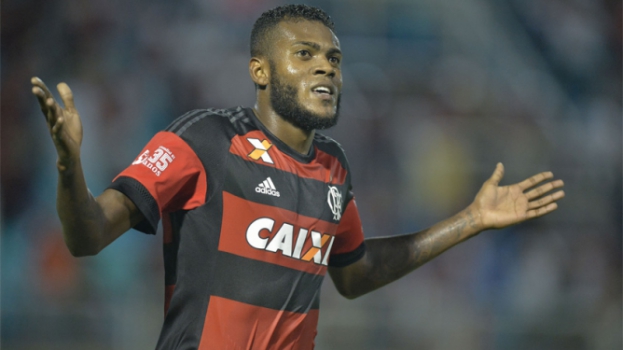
[{"xmin": 267, "ymin": 20, "xmax": 343, "ymax": 131}]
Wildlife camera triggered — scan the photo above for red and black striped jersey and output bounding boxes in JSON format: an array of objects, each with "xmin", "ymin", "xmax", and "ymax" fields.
[{"xmin": 108, "ymin": 107, "xmax": 365, "ymax": 349}]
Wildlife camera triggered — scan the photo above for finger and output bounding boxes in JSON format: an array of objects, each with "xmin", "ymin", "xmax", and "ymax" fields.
[
  {"xmin": 517, "ymin": 171, "xmax": 554, "ymax": 191},
  {"xmin": 31, "ymin": 77, "xmax": 54, "ymax": 99},
  {"xmin": 51, "ymin": 117, "xmax": 69, "ymax": 159},
  {"xmin": 57, "ymin": 82, "xmax": 75, "ymax": 110},
  {"xmin": 525, "ymin": 179, "xmax": 564, "ymax": 200},
  {"xmin": 526, "ymin": 202, "xmax": 558, "ymax": 219},
  {"xmin": 527, "ymin": 190, "xmax": 565, "ymax": 209},
  {"xmin": 32, "ymin": 87, "xmax": 49, "ymax": 113},
  {"xmin": 488, "ymin": 162, "xmax": 505, "ymax": 186},
  {"xmin": 46, "ymin": 97, "xmax": 60, "ymax": 124},
  {"xmin": 52, "ymin": 116, "xmax": 64, "ymax": 136}
]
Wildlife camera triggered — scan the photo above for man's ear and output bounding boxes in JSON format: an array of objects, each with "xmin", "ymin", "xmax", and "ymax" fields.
[{"xmin": 249, "ymin": 57, "xmax": 269, "ymax": 88}]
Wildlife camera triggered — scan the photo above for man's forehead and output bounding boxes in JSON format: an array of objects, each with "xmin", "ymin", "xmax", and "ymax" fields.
[{"xmin": 275, "ymin": 20, "xmax": 340, "ymax": 49}]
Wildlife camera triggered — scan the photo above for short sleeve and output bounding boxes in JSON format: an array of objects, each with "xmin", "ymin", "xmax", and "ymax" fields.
[
  {"xmin": 328, "ymin": 194, "xmax": 366, "ymax": 267},
  {"xmin": 108, "ymin": 131, "xmax": 207, "ymax": 234}
]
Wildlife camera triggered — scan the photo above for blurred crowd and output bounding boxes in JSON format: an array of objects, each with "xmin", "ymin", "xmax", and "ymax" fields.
[{"xmin": 2, "ymin": 0, "xmax": 621, "ymax": 349}]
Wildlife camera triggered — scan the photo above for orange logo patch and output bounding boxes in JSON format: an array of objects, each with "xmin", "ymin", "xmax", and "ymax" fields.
[{"xmin": 247, "ymin": 138, "xmax": 274, "ymax": 164}]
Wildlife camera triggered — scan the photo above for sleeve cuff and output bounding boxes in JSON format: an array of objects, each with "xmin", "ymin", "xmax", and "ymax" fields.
[
  {"xmin": 328, "ymin": 242, "xmax": 366, "ymax": 268},
  {"xmin": 107, "ymin": 176, "xmax": 160, "ymax": 234}
]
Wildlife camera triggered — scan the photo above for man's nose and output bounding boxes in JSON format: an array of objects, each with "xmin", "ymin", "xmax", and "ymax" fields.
[{"xmin": 314, "ymin": 59, "xmax": 335, "ymax": 77}]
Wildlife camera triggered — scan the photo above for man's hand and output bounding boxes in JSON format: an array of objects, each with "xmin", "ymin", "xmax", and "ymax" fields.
[
  {"xmin": 31, "ymin": 77, "xmax": 83, "ymax": 171},
  {"xmin": 330, "ymin": 163, "xmax": 565, "ymax": 298},
  {"xmin": 30, "ymin": 77, "xmax": 142, "ymax": 256},
  {"xmin": 472, "ymin": 163, "xmax": 565, "ymax": 230}
]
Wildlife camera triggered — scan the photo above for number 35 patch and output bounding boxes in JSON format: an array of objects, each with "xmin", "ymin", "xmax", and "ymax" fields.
[{"xmin": 132, "ymin": 146, "xmax": 175, "ymax": 177}]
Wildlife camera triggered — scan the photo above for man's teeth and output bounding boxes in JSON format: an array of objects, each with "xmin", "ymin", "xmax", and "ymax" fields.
[{"xmin": 314, "ymin": 87, "xmax": 331, "ymax": 94}]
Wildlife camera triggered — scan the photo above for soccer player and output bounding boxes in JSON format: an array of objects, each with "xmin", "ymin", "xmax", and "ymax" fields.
[{"xmin": 31, "ymin": 4, "xmax": 564, "ymax": 349}]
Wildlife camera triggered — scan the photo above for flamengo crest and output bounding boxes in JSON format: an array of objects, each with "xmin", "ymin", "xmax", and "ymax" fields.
[{"xmin": 327, "ymin": 186, "xmax": 342, "ymax": 221}]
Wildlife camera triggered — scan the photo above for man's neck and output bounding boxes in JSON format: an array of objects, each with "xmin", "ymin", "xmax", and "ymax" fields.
[{"xmin": 252, "ymin": 104, "xmax": 315, "ymax": 156}]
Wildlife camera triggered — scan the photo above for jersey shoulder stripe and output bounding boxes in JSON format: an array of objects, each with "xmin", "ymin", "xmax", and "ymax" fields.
[
  {"xmin": 165, "ymin": 107, "xmax": 256, "ymax": 137},
  {"xmin": 163, "ymin": 107, "xmax": 260, "ymax": 206},
  {"xmin": 165, "ymin": 109, "xmax": 207, "ymax": 134}
]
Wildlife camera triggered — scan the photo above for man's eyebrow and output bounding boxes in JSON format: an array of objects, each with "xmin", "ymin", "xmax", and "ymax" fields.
[
  {"xmin": 327, "ymin": 48, "xmax": 342, "ymax": 56},
  {"xmin": 292, "ymin": 41, "xmax": 342, "ymax": 56},
  {"xmin": 293, "ymin": 41, "xmax": 321, "ymax": 50}
]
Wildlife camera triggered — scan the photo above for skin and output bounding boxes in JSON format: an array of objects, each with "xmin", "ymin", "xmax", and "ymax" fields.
[
  {"xmin": 250, "ymin": 20, "xmax": 342, "ymax": 154},
  {"xmin": 31, "ymin": 19, "xmax": 565, "ymax": 298}
]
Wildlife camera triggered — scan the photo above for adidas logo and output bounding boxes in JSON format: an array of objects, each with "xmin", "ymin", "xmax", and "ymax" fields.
[{"xmin": 255, "ymin": 177, "xmax": 280, "ymax": 197}]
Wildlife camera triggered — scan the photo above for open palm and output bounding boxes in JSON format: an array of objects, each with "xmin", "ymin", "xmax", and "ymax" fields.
[
  {"xmin": 474, "ymin": 163, "xmax": 565, "ymax": 229},
  {"xmin": 31, "ymin": 77, "xmax": 83, "ymax": 170}
]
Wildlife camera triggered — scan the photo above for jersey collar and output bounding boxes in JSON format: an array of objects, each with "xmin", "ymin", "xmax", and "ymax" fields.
[{"xmin": 244, "ymin": 107, "xmax": 316, "ymax": 164}]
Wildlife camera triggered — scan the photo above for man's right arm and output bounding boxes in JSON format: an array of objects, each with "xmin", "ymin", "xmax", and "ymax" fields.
[
  {"xmin": 57, "ymin": 163, "xmax": 144, "ymax": 256},
  {"xmin": 32, "ymin": 77, "xmax": 144, "ymax": 256}
]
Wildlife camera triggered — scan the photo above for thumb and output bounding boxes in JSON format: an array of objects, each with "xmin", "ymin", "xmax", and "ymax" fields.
[
  {"xmin": 57, "ymin": 82, "xmax": 75, "ymax": 110},
  {"xmin": 488, "ymin": 162, "xmax": 504, "ymax": 186}
]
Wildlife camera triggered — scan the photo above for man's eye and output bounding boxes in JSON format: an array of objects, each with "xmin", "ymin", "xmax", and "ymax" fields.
[
  {"xmin": 329, "ymin": 57, "xmax": 341, "ymax": 64},
  {"xmin": 297, "ymin": 50, "xmax": 311, "ymax": 57}
]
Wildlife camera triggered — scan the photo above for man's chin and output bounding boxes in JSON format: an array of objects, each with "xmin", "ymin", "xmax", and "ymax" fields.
[
  {"xmin": 307, "ymin": 106, "xmax": 338, "ymax": 121},
  {"xmin": 280, "ymin": 109, "xmax": 339, "ymax": 132},
  {"xmin": 313, "ymin": 111, "xmax": 338, "ymax": 121},
  {"xmin": 269, "ymin": 74, "xmax": 341, "ymax": 131}
]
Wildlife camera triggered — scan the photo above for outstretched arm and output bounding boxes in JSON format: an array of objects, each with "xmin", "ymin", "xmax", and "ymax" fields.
[
  {"xmin": 329, "ymin": 163, "xmax": 565, "ymax": 299},
  {"xmin": 32, "ymin": 77, "xmax": 144, "ymax": 256}
]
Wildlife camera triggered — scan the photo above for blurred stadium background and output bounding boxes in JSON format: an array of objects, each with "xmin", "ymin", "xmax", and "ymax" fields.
[{"xmin": 2, "ymin": 0, "xmax": 621, "ymax": 349}]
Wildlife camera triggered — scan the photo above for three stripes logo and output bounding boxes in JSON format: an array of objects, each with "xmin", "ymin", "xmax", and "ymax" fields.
[
  {"xmin": 256, "ymin": 177, "xmax": 280, "ymax": 197},
  {"xmin": 247, "ymin": 138, "xmax": 274, "ymax": 164}
]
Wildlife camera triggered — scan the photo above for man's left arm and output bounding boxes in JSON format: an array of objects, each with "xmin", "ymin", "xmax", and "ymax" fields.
[{"xmin": 329, "ymin": 163, "xmax": 565, "ymax": 299}]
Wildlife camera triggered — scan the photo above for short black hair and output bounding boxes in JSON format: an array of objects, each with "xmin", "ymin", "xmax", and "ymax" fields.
[{"xmin": 250, "ymin": 4, "xmax": 335, "ymax": 58}]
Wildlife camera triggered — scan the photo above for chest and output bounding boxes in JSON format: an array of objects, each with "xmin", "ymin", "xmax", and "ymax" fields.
[{"xmin": 215, "ymin": 132, "xmax": 348, "ymax": 269}]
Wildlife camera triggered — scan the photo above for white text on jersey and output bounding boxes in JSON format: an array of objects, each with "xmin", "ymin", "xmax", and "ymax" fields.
[
  {"xmin": 255, "ymin": 177, "xmax": 280, "ymax": 197},
  {"xmin": 246, "ymin": 218, "xmax": 335, "ymax": 265},
  {"xmin": 132, "ymin": 146, "xmax": 175, "ymax": 177}
]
